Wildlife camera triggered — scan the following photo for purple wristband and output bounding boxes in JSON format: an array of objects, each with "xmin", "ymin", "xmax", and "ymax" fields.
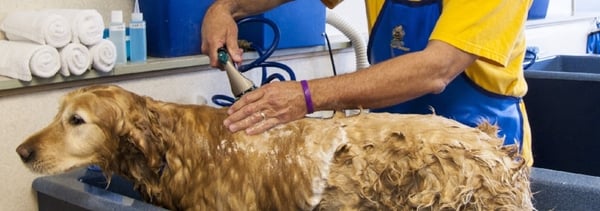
[{"xmin": 300, "ymin": 80, "xmax": 314, "ymax": 114}]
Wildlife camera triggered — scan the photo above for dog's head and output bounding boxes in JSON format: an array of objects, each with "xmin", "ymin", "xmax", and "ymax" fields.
[{"xmin": 16, "ymin": 85, "xmax": 163, "ymax": 175}]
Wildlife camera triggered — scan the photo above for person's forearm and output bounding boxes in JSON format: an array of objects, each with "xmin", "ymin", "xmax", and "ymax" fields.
[
  {"xmin": 311, "ymin": 54, "xmax": 439, "ymax": 110},
  {"xmin": 211, "ymin": 0, "xmax": 293, "ymax": 19},
  {"xmin": 310, "ymin": 40, "xmax": 476, "ymax": 111}
]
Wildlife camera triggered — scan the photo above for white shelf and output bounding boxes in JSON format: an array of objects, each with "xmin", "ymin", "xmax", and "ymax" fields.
[{"xmin": 0, "ymin": 41, "xmax": 351, "ymax": 97}]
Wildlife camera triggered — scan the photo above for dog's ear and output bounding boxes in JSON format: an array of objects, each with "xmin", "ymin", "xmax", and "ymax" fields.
[{"xmin": 117, "ymin": 96, "xmax": 166, "ymax": 170}]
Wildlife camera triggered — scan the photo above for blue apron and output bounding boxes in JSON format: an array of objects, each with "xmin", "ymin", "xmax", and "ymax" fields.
[{"xmin": 367, "ymin": 0, "xmax": 524, "ymax": 147}]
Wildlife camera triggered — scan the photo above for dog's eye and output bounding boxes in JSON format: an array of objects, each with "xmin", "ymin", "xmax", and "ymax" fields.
[{"xmin": 69, "ymin": 114, "xmax": 86, "ymax": 125}]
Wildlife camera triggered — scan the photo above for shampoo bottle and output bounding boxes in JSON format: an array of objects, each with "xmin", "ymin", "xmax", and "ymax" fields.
[
  {"xmin": 129, "ymin": 0, "xmax": 147, "ymax": 62},
  {"xmin": 109, "ymin": 10, "xmax": 127, "ymax": 64}
]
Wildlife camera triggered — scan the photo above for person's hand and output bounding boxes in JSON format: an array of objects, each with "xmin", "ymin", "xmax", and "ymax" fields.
[
  {"xmin": 201, "ymin": 3, "xmax": 244, "ymax": 67},
  {"xmin": 224, "ymin": 81, "xmax": 309, "ymax": 135}
]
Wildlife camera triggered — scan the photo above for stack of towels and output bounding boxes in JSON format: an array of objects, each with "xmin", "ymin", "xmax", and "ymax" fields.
[{"xmin": 0, "ymin": 9, "xmax": 117, "ymax": 81}]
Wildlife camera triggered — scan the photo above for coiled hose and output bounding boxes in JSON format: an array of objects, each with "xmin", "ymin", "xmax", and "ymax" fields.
[
  {"xmin": 523, "ymin": 46, "xmax": 539, "ymax": 70},
  {"xmin": 211, "ymin": 17, "xmax": 296, "ymax": 107},
  {"xmin": 211, "ymin": 10, "xmax": 369, "ymax": 107}
]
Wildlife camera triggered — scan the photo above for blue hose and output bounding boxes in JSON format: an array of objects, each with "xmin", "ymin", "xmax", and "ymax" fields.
[
  {"xmin": 523, "ymin": 46, "xmax": 539, "ymax": 70},
  {"xmin": 211, "ymin": 17, "xmax": 296, "ymax": 107}
]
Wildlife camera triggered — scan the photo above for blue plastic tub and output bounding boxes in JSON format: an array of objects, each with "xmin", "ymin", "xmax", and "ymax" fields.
[
  {"xmin": 138, "ymin": 0, "xmax": 212, "ymax": 57},
  {"xmin": 33, "ymin": 168, "xmax": 166, "ymax": 211},
  {"xmin": 33, "ymin": 167, "xmax": 600, "ymax": 210},
  {"xmin": 138, "ymin": 0, "xmax": 325, "ymax": 58},
  {"xmin": 528, "ymin": 0, "xmax": 549, "ymax": 20},
  {"xmin": 524, "ymin": 55, "xmax": 600, "ymax": 177},
  {"xmin": 237, "ymin": 1, "xmax": 326, "ymax": 50}
]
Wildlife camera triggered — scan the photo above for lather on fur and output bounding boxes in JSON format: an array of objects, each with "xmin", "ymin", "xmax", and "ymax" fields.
[{"xmin": 16, "ymin": 85, "xmax": 533, "ymax": 210}]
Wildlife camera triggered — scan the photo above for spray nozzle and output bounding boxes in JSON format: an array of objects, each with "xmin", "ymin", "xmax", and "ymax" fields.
[
  {"xmin": 217, "ymin": 48, "xmax": 256, "ymax": 98},
  {"xmin": 217, "ymin": 48, "xmax": 231, "ymax": 65}
]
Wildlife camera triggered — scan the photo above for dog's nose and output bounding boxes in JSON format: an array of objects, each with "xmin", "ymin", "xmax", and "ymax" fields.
[{"xmin": 16, "ymin": 144, "xmax": 36, "ymax": 163}]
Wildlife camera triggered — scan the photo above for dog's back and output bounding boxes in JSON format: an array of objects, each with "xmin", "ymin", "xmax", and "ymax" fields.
[
  {"xmin": 314, "ymin": 113, "xmax": 531, "ymax": 210},
  {"xmin": 204, "ymin": 111, "xmax": 531, "ymax": 210}
]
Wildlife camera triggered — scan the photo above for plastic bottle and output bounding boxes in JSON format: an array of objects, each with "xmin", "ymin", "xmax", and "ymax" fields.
[
  {"xmin": 129, "ymin": 0, "xmax": 147, "ymax": 62},
  {"xmin": 109, "ymin": 10, "xmax": 127, "ymax": 64}
]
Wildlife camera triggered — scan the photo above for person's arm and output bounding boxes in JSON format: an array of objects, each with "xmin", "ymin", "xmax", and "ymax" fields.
[
  {"xmin": 201, "ymin": 0, "xmax": 292, "ymax": 67},
  {"xmin": 311, "ymin": 40, "xmax": 476, "ymax": 110},
  {"xmin": 223, "ymin": 40, "xmax": 477, "ymax": 135}
]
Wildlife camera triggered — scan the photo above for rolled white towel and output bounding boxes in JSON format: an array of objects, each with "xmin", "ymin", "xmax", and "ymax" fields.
[
  {"xmin": 0, "ymin": 40, "xmax": 60, "ymax": 81},
  {"xmin": 59, "ymin": 43, "xmax": 92, "ymax": 76},
  {"xmin": 89, "ymin": 39, "xmax": 117, "ymax": 73},
  {"xmin": 45, "ymin": 9, "xmax": 104, "ymax": 46},
  {"xmin": 0, "ymin": 11, "xmax": 72, "ymax": 48}
]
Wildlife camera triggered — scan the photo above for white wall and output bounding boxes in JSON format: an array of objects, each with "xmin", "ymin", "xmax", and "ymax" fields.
[
  {"xmin": 526, "ymin": 19, "xmax": 597, "ymax": 58},
  {"xmin": 547, "ymin": 0, "xmax": 574, "ymax": 18},
  {"xmin": 575, "ymin": 0, "xmax": 600, "ymax": 14},
  {"xmin": 527, "ymin": 0, "xmax": 600, "ymax": 57},
  {"xmin": 326, "ymin": 1, "xmax": 369, "ymax": 40}
]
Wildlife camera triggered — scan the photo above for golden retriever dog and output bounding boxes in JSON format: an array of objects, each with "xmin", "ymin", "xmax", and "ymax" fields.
[{"xmin": 16, "ymin": 85, "xmax": 533, "ymax": 210}]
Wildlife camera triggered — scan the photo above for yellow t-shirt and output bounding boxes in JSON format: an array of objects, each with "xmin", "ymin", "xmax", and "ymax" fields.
[
  {"xmin": 431, "ymin": 0, "xmax": 532, "ymax": 97},
  {"xmin": 363, "ymin": 0, "xmax": 534, "ymax": 166}
]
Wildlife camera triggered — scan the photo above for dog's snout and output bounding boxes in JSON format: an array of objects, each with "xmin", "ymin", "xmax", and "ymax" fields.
[{"xmin": 16, "ymin": 144, "xmax": 36, "ymax": 163}]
